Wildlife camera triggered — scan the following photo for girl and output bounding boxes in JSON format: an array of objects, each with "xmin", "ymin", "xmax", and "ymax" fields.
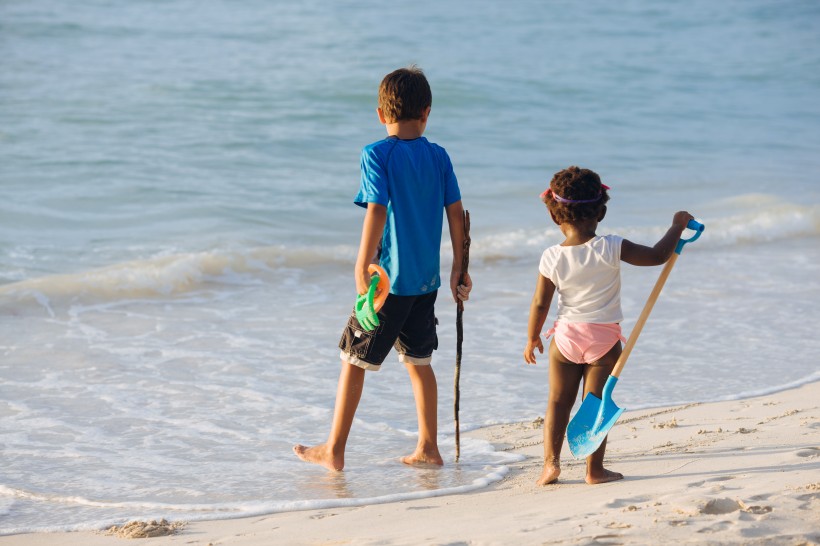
[{"xmin": 523, "ymin": 166, "xmax": 693, "ymax": 485}]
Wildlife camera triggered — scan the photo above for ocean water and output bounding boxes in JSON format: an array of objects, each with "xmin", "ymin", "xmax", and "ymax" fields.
[{"xmin": 2, "ymin": 0, "xmax": 820, "ymax": 534}]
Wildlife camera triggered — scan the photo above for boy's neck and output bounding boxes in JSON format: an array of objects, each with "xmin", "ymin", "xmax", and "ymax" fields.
[
  {"xmin": 385, "ymin": 119, "xmax": 426, "ymax": 140},
  {"xmin": 378, "ymin": 106, "xmax": 430, "ymax": 140}
]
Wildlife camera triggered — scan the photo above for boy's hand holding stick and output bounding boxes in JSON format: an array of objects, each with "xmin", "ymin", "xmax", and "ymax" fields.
[{"xmin": 454, "ymin": 210, "xmax": 470, "ymax": 462}]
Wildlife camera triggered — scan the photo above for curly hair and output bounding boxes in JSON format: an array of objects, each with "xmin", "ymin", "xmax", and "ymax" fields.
[
  {"xmin": 378, "ymin": 65, "xmax": 432, "ymax": 122},
  {"xmin": 542, "ymin": 166, "xmax": 610, "ymax": 224}
]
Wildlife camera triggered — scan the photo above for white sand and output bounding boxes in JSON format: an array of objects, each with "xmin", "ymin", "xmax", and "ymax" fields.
[{"xmin": 3, "ymin": 382, "xmax": 818, "ymax": 545}]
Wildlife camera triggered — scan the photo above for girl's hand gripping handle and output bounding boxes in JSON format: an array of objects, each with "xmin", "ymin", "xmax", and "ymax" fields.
[{"xmin": 675, "ymin": 219, "xmax": 705, "ymax": 254}]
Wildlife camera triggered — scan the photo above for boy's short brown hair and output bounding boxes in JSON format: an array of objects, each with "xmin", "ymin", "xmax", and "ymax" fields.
[{"xmin": 378, "ymin": 66, "xmax": 432, "ymax": 122}]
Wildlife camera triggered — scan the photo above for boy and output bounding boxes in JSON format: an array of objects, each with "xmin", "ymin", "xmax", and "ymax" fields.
[{"xmin": 293, "ymin": 66, "xmax": 471, "ymax": 471}]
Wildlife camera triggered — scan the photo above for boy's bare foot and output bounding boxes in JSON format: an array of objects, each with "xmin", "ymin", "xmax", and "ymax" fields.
[
  {"xmin": 400, "ymin": 448, "xmax": 443, "ymax": 466},
  {"xmin": 293, "ymin": 443, "xmax": 344, "ymax": 472},
  {"xmin": 536, "ymin": 461, "xmax": 561, "ymax": 485},
  {"xmin": 585, "ymin": 467, "xmax": 623, "ymax": 484}
]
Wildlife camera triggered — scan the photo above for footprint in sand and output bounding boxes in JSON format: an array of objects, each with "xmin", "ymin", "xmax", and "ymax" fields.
[
  {"xmin": 738, "ymin": 501, "xmax": 773, "ymax": 515},
  {"xmin": 688, "ymin": 476, "xmax": 736, "ymax": 489},
  {"xmin": 706, "ymin": 476, "xmax": 739, "ymax": 493},
  {"xmin": 748, "ymin": 493, "xmax": 772, "ymax": 501},
  {"xmin": 310, "ymin": 512, "xmax": 338, "ymax": 520},
  {"xmin": 605, "ymin": 522, "xmax": 632, "ymax": 529},
  {"xmin": 606, "ymin": 495, "xmax": 653, "ymax": 509},
  {"xmin": 795, "ymin": 447, "xmax": 819, "ymax": 458},
  {"xmin": 697, "ymin": 520, "xmax": 733, "ymax": 534},
  {"xmin": 795, "ymin": 490, "xmax": 820, "ymax": 507}
]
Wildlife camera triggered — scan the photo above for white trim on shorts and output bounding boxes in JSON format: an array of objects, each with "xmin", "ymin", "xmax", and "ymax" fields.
[
  {"xmin": 398, "ymin": 353, "xmax": 432, "ymax": 366},
  {"xmin": 340, "ymin": 350, "xmax": 431, "ymax": 370},
  {"xmin": 340, "ymin": 351, "xmax": 382, "ymax": 371}
]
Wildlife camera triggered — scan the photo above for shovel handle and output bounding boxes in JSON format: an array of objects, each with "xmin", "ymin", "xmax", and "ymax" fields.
[
  {"xmin": 611, "ymin": 219, "xmax": 705, "ymax": 379},
  {"xmin": 676, "ymin": 219, "xmax": 704, "ymax": 254}
]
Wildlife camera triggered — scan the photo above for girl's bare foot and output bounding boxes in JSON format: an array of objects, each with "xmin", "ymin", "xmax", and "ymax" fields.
[
  {"xmin": 586, "ymin": 467, "xmax": 623, "ymax": 484},
  {"xmin": 293, "ymin": 443, "xmax": 344, "ymax": 472},
  {"xmin": 536, "ymin": 458, "xmax": 561, "ymax": 485},
  {"xmin": 400, "ymin": 448, "xmax": 443, "ymax": 466}
]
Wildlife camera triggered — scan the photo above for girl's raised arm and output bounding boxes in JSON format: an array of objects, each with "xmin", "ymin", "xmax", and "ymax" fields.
[{"xmin": 621, "ymin": 211, "xmax": 694, "ymax": 266}]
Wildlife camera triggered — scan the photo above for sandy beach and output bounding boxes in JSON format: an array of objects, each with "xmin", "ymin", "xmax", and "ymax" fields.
[{"xmin": 3, "ymin": 381, "xmax": 818, "ymax": 546}]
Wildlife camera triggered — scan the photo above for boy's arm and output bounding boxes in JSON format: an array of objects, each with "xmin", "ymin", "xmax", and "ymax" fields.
[
  {"xmin": 355, "ymin": 203, "xmax": 387, "ymax": 295},
  {"xmin": 524, "ymin": 273, "xmax": 555, "ymax": 365},
  {"xmin": 445, "ymin": 200, "xmax": 472, "ymax": 303},
  {"xmin": 621, "ymin": 211, "xmax": 694, "ymax": 266}
]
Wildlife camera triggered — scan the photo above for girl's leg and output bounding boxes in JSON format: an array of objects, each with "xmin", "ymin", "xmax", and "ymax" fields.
[
  {"xmin": 402, "ymin": 363, "xmax": 443, "ymax": 466},
  {"xmin": 538, "ymin": 340, "xmax": 584, "ymax": 485},
  {"xmin": 582, "ymin": 343, "xmax": 625, "ymax": 484},
  {"xmin": 293, "ymin": 361, "xmax": 366, "ymax": 471}
]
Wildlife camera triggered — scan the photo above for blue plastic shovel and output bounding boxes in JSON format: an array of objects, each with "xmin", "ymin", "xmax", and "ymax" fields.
[{"xmin": 567, "ymin": 219, "xmax": 705, "ymax": 459}]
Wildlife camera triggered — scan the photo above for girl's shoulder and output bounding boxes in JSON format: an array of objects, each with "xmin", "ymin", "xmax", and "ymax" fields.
[
  {"xmin": 582, "ymin": 234, "xmax": 623, "ymax": 250},
  {"xmin": 591, "ymin": 234, "xmax": 624, "ymax": 264},
  {"xmin": 539, "ymin": 243, "xmax": 564, "ymax": 274}
]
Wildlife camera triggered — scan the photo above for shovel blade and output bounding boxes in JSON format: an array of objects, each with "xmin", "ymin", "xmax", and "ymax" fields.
[{"xmin": 567, "ymin": 375, "xmax": 624, "ymax": 459}]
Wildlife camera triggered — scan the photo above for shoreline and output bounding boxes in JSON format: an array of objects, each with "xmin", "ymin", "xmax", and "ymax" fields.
[{"xmin": 2, "ymin": 381, "xmax": 818, "ymax": 545}]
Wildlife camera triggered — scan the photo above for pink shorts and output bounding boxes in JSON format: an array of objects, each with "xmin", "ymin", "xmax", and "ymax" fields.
[{"xmin": 545, "ymin": 322, "xmax": 626, "ymax": 365}]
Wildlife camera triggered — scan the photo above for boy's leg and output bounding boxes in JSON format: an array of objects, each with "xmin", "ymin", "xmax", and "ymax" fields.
[
  {"xmin": 294, "ymin": 295, "xmax": 413, "ymax": 471},
  {"xmin": 401, "ymin": 363, "xmax": 443, "ymax": 466},
  {"xmin": 582, "ymin": 343, "xmax": 624, "ymax": 484},
  {"xmin": 293, "ymin": 362, "xmax": 365, "ymax": 471},
  {"xmin": 392, "ymin": 292, "xmax": 442, "ymax": 466},
  {"xmin": 538, "ymin": 340, "xmax": 583, "ymax": 485}
]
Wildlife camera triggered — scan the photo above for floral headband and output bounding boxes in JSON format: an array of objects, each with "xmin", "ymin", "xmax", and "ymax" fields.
[{"xmin": 540, "ymin": 184, "xmax": 610, "ymax": 204}]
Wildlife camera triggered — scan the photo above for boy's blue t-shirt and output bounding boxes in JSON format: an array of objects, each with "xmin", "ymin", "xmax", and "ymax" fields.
[{"xmin": 355, "ymin": 136, "xmax": 461, "ymax": 296}]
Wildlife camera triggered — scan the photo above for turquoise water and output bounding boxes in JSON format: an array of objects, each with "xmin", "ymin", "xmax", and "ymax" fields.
[{"xmin": 1, "ymin": 0, "xmax": 819, "ymax": 534}]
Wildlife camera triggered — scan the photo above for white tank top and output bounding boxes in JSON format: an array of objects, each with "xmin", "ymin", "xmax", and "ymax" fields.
[{"xmin": 538, "ymin": 234, "xmax": 624, "ymax": 323}]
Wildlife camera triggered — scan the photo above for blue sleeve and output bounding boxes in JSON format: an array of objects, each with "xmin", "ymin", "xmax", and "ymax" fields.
[
  {"xmin": 354, "ymin": 146, "xmax": 389, "ymax": 209},
  {"xmin": 441, "ymin": 149, "xmax": 461, "ymax": 207}
]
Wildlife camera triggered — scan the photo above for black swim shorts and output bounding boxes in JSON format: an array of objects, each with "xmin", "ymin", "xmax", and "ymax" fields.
[{"xmin": 338, "ymin": 291, "xmax": 438, "ymax": 371}]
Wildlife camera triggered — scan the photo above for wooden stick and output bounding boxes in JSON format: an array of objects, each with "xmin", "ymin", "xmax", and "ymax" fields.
[{"xmin": 454, "ymin": 210, "xmax": 470, "ymax": 462}]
